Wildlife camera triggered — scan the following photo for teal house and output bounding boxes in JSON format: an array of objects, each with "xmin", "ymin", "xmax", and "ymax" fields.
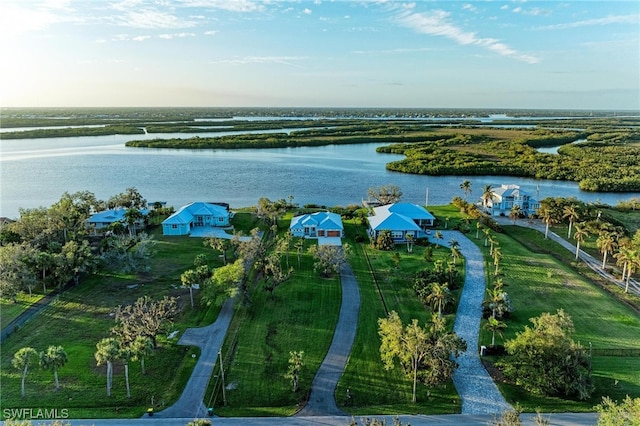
[
  {"xmin": 162, "ymin": 202, "xmax": 230, "ymax": 236},
  {"xmin": 368, "ymin": 202, "xmax": 435, "ymax": 242}
]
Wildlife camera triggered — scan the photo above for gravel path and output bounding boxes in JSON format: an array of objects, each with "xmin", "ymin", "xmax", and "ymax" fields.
[
  {"xmin": 154, "ymin": 298, "xmax": 236, "ymax": 418},
  {"xmin": 430, "ymin": 231, "xmax": 511, "ymax": 415},
  {"xmin": 296, "ymin": 261, "xmax": 360, "ymax": 416},
  {"xmin": 494, "ymin": 217, "xmax": 640, "ymax": 296}
]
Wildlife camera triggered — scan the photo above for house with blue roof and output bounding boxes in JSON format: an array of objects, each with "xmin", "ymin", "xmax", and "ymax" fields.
[
  {"xmin": 484, "ymin": 184, "xmax": 539, "ymax": 217},
  {"xmin": 162, "ymin": 202, "xmax": 230, "ymax": 236},
  {"xmin": 87, "ymin": 208, "xmax": 149, "ymax": 235},
  {"xmin": 289, "ymin": 211, "xmax": 344, "ymax": 240},
  {"xmin": 368, "ymin": 202, "xmax": 435, "ymax": 242}
]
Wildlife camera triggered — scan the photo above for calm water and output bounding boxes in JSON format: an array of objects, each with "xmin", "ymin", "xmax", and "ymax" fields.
[{"xmin": 1, "ymin": 132, "xmax": 639, "ymax": 218}]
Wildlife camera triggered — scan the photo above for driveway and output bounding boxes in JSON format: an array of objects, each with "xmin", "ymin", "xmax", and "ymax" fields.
[
  {"xmin": 429, "ymin": 231, "xmax": 511, "ymax": 414},
  {"xmin": 295, "ymin": 260, "xmax": 360, "ymax": 416}
]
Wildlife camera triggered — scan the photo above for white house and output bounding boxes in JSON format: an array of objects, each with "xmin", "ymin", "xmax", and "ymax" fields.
[
  {"xmin": 162, "ymin": 202, "xmax": 230, "ymax": 236},
  {"xmin": 368, "ymin": 202, "xmax": 435, "ymax": 242},
  {"xmin": 289, "ymin": 211, "xmax": 344, "ymax": 239},
  {"xmin": 484, "ymin": 184, "xmax": 539, "ymax": 217},
  {"xmin": 87, "ymin": 208, "xmax": 149, "ymax": 234}
]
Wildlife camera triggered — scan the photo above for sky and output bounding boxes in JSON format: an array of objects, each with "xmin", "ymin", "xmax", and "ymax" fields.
[{"xmin": 1, "ymin": 0, "xmax": 638, "ymax": 110}]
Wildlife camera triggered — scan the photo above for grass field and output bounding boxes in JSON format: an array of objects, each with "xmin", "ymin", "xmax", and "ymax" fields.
[{"xmin": 0, "ymin": 216, "xmax": 258, "ymax": 419}]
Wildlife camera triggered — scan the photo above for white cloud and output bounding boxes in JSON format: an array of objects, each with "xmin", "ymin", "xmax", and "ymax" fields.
[
  {"xmin": 512, "ymin": 7, "xmax": 522, "ymax": 13},
  {"xmin": 303, "ymin": 8, "xmax": 312, "ymax": 15},
  {"xmin": 213, "ymin": 55, "xmax": 307, "ymax": 67},
  {"xmin": 132, "ymin": 35, "xmax": 151, "ymax": 41},
  {"xmin": 394, "ymin": 8, "xmax": 539, "ymax": 64},
  {"xmin": 178, "ymin": 0, "xmax": 265, "ymax": 13},
  {"xmin": 462, "ymin": 4, "xmax": 477, "ymax": 13},
  {"xmin": 158, "ymin": 32, "xmax": 196, "ymax": 39},
  {"xmin": 204, "ymin": 30, "xmax": 218, "ymax": 35},
  {"xmin": 116, "ymin": 9, "xmax": 197, "ymax": 29},
  {"xmin": 539, "ymin": 14, "xmax": 639, "ymax": 30}
]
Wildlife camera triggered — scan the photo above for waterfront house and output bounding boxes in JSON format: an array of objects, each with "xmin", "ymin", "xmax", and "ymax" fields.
[
  {"xmin": 87, "ymin": 208, "xmax": 149, "ymax": 235},
  {"xmin": 289, "ymin": 211, "xmax": 344, "ymax": 240},
  {"xmin": 484, "ymin": 184, "xmax": 539, "ymax": 217},
  {"xmin": 368, "ymin": 202, "xmax": 435, "ymax": 242},
  {"xmin": 162, "ymin": 202, "xmax": 230, "ymax": 236}
]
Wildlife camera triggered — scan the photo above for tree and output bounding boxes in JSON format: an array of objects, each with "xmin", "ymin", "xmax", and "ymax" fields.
[
  {"xmin": 112, "ymin": 296, "xmax": 179, "ymax": 348},
  {"xmin": 595, "ymin": 395, "xmax": 640, "ymax": 426},
  {"xmin": 493, "ymin": 246, "xmax": 502, "ymax": 276},
  {"xmin": 205, "ymin": 237, "xmax": 231, "ymax": 265},
  {"xmin": 481, "ymin": 184, "xmax": 496, "ymax": 210},
  {"xmin": 573, "ymin": 224, "xmax": 589, "ymax": 260},
  {"xmin": 484, "ymin": 284, "xmax": 513, "ymax": 320},
  {"xmin": 537, "ymin": 203, "xmax": 559, "ymax": 239},
  {"xmin": 596, "ymin": 231, "xmax": 617, "ymax": 270},
  {"xmin": 123, "ymin": 208, "xmax": 143, "ymax": 237},
  {"xmin": 256, "ymin": 197, "xmax": 287, "ymax": 227},
  {"xmin": 367, "ymin": 184, "xmax": 403, "ymax": 205},
  {"xmin": 374, "ymin": 230, "xmax": 395, "ymax": 251},
  {"xmin": 181, "ymin": 269, "xmax": 201, "ymax": 308},
  {"xmin": 423, "ymin": 282, "xmax": 454, "ymax": 317},
  {"xmin": 118, "ymin": 344, "xmax": 133, "ymax": 398},
  {"xmin": 460, "ymin": 180, "xmax": 472, "ymax": 200},
  {"xmin": 476, "ymin": 222, "xmax": 482, "ymax": 240},
  {"xmin": 95, "ymin": 338, "xmax": 120, "ymax": 397},
  {"xmin": 12, "ymin": 347, "xmax": 38, "ymax": 398},
  {"xmin": 484, "ymin": 317, "xmax": 507, "ymax": 346},
  {"xmin": 308, "ymin": 244, "xmax": 350, "ymax": 277},
  {"xmin": 202, "ymin": 259, "xmax": 245, "ymax": 306},
  {"xmin": 58, "ymin": 240, "xmax": 95, "ymax": 286},
  {"xmin": 131, "ymin": 335, "xmax": 154, "ymax": 375},
  {"xmin": 378, "ymin": 311, "xmax": 466, "ymax": 403},
  {"xmin": 434, "ymin": 231, "xmax": 443, "ymax": 247},
  {"xmin": 563, "ymin": 204, "xmax": 580, "ymax": 239},
  {"xmin": 503, "ymin": 309, "xmax": 594, "ymax": 400},
  {"xmin": 405, "ymin": 233, "xmax": 415, "ymax": 253},
  {"xmin": 509, "ymin": 205, "xmax": 521, "ymax": 224},
  {"xmin": 39, "ymin": 345, "xmax": 68, "ymax": 390},
  {"xmin": 294, "ymin": 238, "xmax": 305, "ymax": 268},
  {"xmin": 263, "ymin": 253, "xmax": 293, "ymax": 298},
  {"xmin": 284, "ymin": 351, "xmax": 304, "ymax": 392}
]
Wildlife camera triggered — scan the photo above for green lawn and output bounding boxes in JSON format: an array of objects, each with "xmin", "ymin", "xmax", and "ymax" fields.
[
  {"xmin": 336, "ymin": 220, "xmax": 463, "ymax": 415},
  {"xmin": 476, "ymin": 225, "xmax": 640, "ymax": 412},
  {"xmin": 0, "ymin": 215, "xmax": 258, "ymax": 420},
  {"xmin": 1, "ymin": 293, "xmax": 46, "ymax": 329}
]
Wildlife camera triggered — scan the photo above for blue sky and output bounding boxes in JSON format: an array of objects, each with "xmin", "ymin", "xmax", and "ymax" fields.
[{"xmin": 1, "ymin": 0, "xmax": 638, "ymax": 110}]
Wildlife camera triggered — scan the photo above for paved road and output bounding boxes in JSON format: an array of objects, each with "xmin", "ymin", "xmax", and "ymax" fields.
[
  {"xmin": 296, "ymin": 261, "xmax": 361, "ymax": 416},
  {"xmin": 495, "ymin": 218, "xmax": 640, "ymax": 296},
  {"xmin": 3, "ymin": 412, "xmax": 599, "ymax": 425},
  {"xmin": 430, "ymin": 231, "xmax": 511, "ymax": 415},
  {"xmin": 154, "ymin": 298, "xmax": 237, "ymax": 418}
]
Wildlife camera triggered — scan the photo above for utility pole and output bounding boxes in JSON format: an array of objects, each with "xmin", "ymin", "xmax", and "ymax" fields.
[{"xmin": 219, "ymin": 351, "xmax": 227, "ymax": 406}]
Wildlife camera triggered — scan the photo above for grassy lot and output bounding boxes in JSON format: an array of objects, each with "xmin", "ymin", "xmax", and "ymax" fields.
[
  {"xmin": 336, "ymin": 220, "xmax": 464, "ymax": 415},
  {"xmin": 0, "ymin": 215, "xmax": 258, "ymax": 419},
  {"xmin": 1, "ymin": 293, "xmax": 46, "ymax": 329},
  {"xmin": 476, "ymin": 225, "xmax": 640, "ymax": 412}
]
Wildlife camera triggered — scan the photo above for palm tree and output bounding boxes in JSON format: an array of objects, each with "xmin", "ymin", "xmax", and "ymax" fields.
[
  {"xmin": 488, "ymin": 234, "xmax": 498, "ymax": 256},
  {"xmin": 405, "ymin": 233, "xmax": 415, "ymax": 253},
  {"xmin": 563, "ymin": 204, "xmax": 580, "ymax": 239},
  {"xmin": 451, "ymin": 246, "xmax": 462, "ymax": 265},
  {"xmin": 12, "ymin": 347, "xmax": 38, "ymax": 398},
  {"xmin": 481, "ymin": 184, "xmax": 496, "ymax": 211},
  {"xmin": 483, "ymin": 228, "xmax": 491, "ymax": 247},
  {"xmin": 434, "ymin": 231, "xmax": 443, "ymax": 247},
  {"xmin": 493, "ymin": 247, "xmax": 502, "ymax": 276},
  {"xmin": 596, "ymin": 231, "xmax": 617, "ymax": 270},
  {"xmin": 460, "ymin": 180, "xmax": 472, "ymax": 200},
  {"xmin": 123, "ymin": 208, "xmax": 143, "ymax": 237},
  {"xmin": 131, "ymin": 336, "xmax": 154, "ymax": 375},
  {"xmin": 425, "ymin": 282, "xmax": 454, "ymax": 317},
  {"xmin": 538, "ymin": 204, "xmax": 558, "ymax": 239},
  {"xmin": 118, "ymin": 344, "xmax": 133, "ymax": 398},
  {"xmin": 180, "ymin": 269, "xmax": 200, "ymax": 308},
  {"xmin": 476, "ymin": 222, "xmax": 482, "ymax": 240},
  {"xmin": 573, "ymin": 224, "xmax": 589, "ymax": 260},
  {"xmin": 484, "ymin": 317, "xmax": 507, "ymax": 346},
  {"xmin": 624, "ymin": 249, "xmax": 639, "ymax": 293},
  {"xmin": 39, "ymin": 345, "xmax": 68, "ymax": 390},
  {"xmin": 95, "ymin": 337, "xmax": 120, "ymax": 397},
  {"xmin": 614, "ymin": 245, "xmax": 631, "ymax": 281},
  {"xmin": 509, "ymin": 205, "xmax": 521, "ymax": 224}
]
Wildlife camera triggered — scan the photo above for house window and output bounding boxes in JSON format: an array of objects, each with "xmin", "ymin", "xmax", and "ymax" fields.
[
  {"xmin": 218, "ymin": 217, "xmax": 224, "ymax": 222},
  {"xmin": 318, "ymin": 230, "xmax": 325, "ymax": 237},
  {"xmin": 172, "ymin": 224, "xmax": 177, "ymax": 229},
  {"xmin": 392, "ymin": 231, "xmax": 404, "ymax": 239}
]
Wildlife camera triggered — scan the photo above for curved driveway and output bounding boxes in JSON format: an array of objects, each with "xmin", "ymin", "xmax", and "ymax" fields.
[
  {"xmin": 296, "ymin": 261, "xmax": 360, "ymax": 416},
  {"xmin": 430, "ymin": 231, "xmax": 511, "ymax": 414}
]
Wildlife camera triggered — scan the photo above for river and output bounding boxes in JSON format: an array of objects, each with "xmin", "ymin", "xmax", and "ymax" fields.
[{"xmin": 1, "ymin": 131, "xmax": 639, "ymax": 219}]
